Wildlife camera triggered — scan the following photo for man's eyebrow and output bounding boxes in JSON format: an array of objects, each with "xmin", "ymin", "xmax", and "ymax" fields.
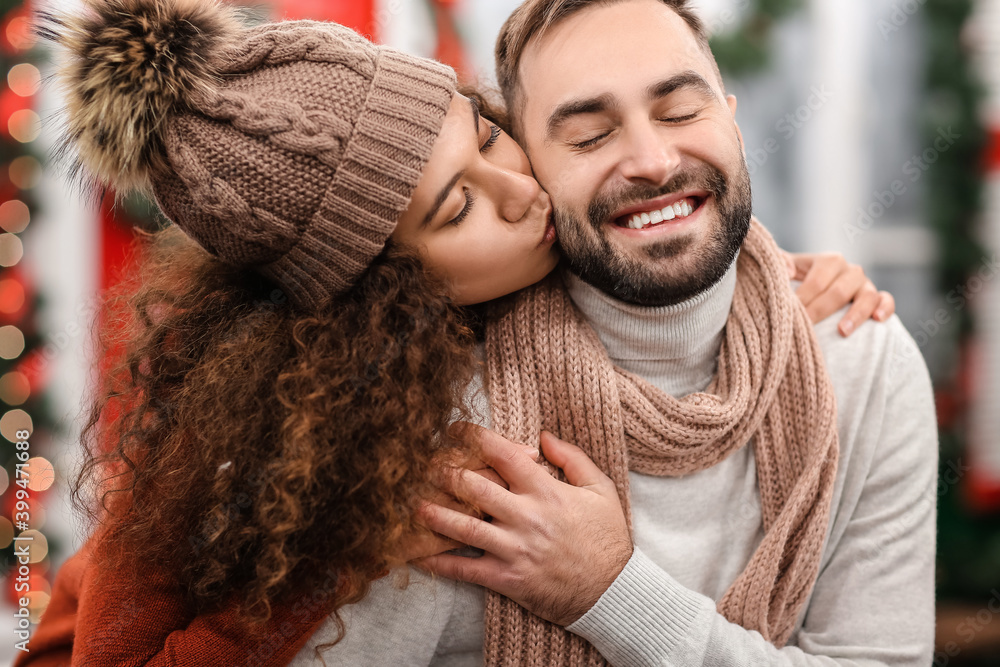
[
  {"xmin": 545, "ymin": 93, "xmax": 617, "ymax": 140},
  {"xmin": 421, "ymin": 170, "xmax": 464, "ymax": 228},
  {"xmin": 646, "ymin": 71, "xmax": 716, "ymax": 101}
]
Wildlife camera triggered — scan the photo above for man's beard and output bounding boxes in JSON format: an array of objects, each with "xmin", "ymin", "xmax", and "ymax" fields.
[{"xmin": 555, "ymin": 159, "xmax": 753, "ymax": 307}]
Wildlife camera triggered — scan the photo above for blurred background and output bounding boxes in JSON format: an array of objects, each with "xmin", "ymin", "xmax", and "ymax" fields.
[{"xmin": 0, "ymin": 0, "xmax": 997, "ymax": 663}]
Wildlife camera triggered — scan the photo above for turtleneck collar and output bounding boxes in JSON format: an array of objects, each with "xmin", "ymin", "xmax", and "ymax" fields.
[{"xmin": 563, "ymin": 257, "xmax": 738, "ymax": 397}]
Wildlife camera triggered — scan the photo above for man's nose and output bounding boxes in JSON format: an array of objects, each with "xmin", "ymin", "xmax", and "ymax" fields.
[{"xmin": 617, "ymin": 122, "xmax": 678, "ymax": 186}]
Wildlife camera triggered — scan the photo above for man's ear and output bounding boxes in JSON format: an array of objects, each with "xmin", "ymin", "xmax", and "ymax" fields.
[{"xmin": 726, "ymin": 94, "xmax": 745, "ymax": 152}]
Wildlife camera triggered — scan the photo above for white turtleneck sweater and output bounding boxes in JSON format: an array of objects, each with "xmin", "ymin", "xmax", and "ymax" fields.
[{"xmin": 292, "ymin": 260, "xmax": 937, "ymax": 667}]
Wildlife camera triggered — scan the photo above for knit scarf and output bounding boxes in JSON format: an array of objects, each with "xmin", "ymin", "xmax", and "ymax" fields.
[{"xmin": 481, "ymin": 219, "xmax": 839, "ymax": 665}]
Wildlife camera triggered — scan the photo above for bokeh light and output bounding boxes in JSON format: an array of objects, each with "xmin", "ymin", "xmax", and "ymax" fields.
[
  {"xmin": 27, "ymin": 499, "xmax": 46, "ymax": 530},
  {"xmin": 18, "ymin": 529, "xmax": 47, "ymax": 563},
  {"xmin": 25, "ymin": 456, "xmax": 54, "ymax": 492},
  {"xmin": 9, "ymin": 157, "xmax": 40, "ymax": 190},
  {"xmin": 0, "ymin": 370, "xmax": 29, "ymax": 404},
  {"xmin": 0, "ymin": 408, "xmax": 31, "ymax": 441},
  {"xmin": 9, "ymin": 109, "xmax": 40, "ymax": 143},
  {"xmin": 28, "ymin": 574, "xmax": 50, "ymax": 598},
  {"xmin": 0, "ymin": 232, "xmax": 23, "ymax": 267},
  {"xmin": 0, "ymin": 516, "xmax": 12, "ymax": 549},
  {"xmin": 0, "ymin": 465, "xmax": 8, "ymax": 495},
  {"xmin": 5, "ymin": 16, "xmax": 35, "ymax": 52},
  {"xmin": 0, "ymin": 199, "xmax": 29, "ymax": 233},
  {"xmin": 0, "ymin": 325, "xmax": 24, "ymax": 359},
  {"xmin": 0, "ymin": 277, "xmax": 24, "ymax": 313},
  {"xmin": 7, "ymin": 63, "xmax": 39, "ymax": 97},
  {"xmin": 26, "ymin": 591, "xmax": 49, "ymax": 623}
]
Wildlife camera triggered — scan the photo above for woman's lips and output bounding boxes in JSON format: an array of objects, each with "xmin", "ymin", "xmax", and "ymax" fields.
[
  {"xmin": 543, "ymin": 220, "xmax": 557, "ymax": 244},
  {"xmin": 539, "ymin": 209, "xmax": 557, "ymax": 246}
]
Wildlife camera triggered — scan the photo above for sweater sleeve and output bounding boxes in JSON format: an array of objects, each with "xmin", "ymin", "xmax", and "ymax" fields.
[
  {"xmin": 290, "ymin": 568, "xmax": 459, "ymax": 666},
  {"xmin": 14, "ymin": 529, "xmax": 335, "ymax": 667},
  {"xmin": 12, "ymin": 536, "xmax": 91, "ymax": 667},
  {"xmin": 566, "ymin": 317, "xmax": 938, "ymax": 667}
]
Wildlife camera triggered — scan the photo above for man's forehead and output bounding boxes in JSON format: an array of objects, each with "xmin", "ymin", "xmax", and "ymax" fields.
[{"xmin": 517, "ymin": 1, "xmax": 716, "ymax": 115}]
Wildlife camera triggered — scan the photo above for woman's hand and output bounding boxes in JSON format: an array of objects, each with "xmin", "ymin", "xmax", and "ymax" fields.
[{"xmin": 785, "ymin": 252, "xmax": 896, "ymax": 336}]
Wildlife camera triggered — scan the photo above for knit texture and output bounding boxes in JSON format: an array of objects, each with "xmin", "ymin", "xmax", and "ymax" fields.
[
  {"xmin": 12, "ymin": 526, "xmax": 340, "ymax": 667},
  {"xmin": 49, "ymin": 1, "xmax": 457, "ymax": 311},
  {"xmin": 157, "ymin": 21, "xmax": 456, "ymax": 310},
  {"xmin": 482, "ymin": 219, "xmax": 840, "ymax": 665}
]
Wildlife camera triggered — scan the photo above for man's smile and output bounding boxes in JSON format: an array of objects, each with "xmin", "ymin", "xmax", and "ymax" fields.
[{"xmin": 610, "ymin": 191, "xmax": 710, "ymax": 234}]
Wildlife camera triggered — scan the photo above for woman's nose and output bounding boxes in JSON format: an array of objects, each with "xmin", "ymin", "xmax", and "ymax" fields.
[{"xmin": 494, "ymin": 167, "xmax": 543, "ymax": 223}]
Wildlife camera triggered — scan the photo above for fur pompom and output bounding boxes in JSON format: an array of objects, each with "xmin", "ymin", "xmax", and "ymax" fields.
[{"xmin": 39, "ymin": 0, "xmax": 241, "ymax": 194}]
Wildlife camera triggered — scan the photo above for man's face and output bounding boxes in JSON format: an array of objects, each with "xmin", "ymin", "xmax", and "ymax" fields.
[{"xmin": 516, "ymin": 0, "xmax": 753, "ymax": 306}]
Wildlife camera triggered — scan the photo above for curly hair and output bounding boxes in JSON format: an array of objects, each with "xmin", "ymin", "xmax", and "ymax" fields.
[{"xmin": 75, "ymin": 224, "xmax": 481, "ymax": 643}]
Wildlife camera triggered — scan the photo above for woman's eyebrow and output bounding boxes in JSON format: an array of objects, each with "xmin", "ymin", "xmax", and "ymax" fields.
[
  {"xmin": 470, "ymin": 96, "xmax": 481, "ymax": 134},
  {"xmin": 422, "ymin": 170, "xmax": 465, "ymax": 228}
]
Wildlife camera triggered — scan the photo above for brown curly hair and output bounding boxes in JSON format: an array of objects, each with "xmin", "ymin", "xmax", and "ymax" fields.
[
  {"xmin": 73, "ymin": 86, "xmax": 515, "ymax": 657},
  {"xmin": 75, "ymin": 222, "xmax": 482, "ymax": 643}
]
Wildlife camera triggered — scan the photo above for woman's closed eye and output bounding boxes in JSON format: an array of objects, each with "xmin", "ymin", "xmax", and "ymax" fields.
[
  {"xmin": 448, "ymin": 188, "xmax": 474, "ymax": 227},
  {"xmin": 446, "ymin": 124, "xmax": 500, "ymax": 227},
  {"xmin": 481, "ymin": 123, "xmax": 501, "ymax": 153}
]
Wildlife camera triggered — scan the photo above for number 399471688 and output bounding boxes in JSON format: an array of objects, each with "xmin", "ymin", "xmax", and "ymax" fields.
[{"xmin": 13, "ymin": 429, "xmax": 32, "ymax": 524}]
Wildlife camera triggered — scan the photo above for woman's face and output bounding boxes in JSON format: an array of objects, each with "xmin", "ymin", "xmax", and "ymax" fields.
[{"xmin": 392, "ymin": 94, "xmax": 559, "ymax": 306}]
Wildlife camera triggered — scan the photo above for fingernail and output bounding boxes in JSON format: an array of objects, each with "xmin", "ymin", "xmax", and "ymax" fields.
[
  {"xmin": 840, "ymin": 320, "xmax": 854, "ymax": 336},
  {"xmin": 875, "ymin": 309, "xmax": 886, "ymax": 321},
  {"xmin": 524, "ymin": 447, "xmax": 539, "ymax": 459}
]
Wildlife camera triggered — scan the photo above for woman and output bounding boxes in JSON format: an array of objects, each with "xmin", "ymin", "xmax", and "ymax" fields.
[{"xmin": 20, "ymin": 0, "xmax": 893, "ymax": 664}]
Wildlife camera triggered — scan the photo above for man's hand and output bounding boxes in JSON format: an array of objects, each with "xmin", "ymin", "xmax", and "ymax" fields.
[
  {"xmin": 785, "ymin": 252, "xmax": 896, "ymax": 336},
  {"xmin": 392, "ymin": 441, "xmax": 539, "ymax": 563},
  {"xmin": 414, "ymin": 424, "xmax": 633, "ymax": 627}
]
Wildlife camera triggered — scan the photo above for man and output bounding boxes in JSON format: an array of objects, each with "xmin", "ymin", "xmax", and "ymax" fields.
[{"xmin": 402, "ymin": 1, "xmax": 937, "ymax": 665}]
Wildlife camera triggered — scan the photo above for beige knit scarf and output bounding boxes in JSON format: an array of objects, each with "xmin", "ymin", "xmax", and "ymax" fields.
[{"xmin": 481, "ymin": 219, "xmax": 839, "ymax": 665}]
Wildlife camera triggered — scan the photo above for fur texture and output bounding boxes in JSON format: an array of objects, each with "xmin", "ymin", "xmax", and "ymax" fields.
[{"xmin": 40, "ymin": 0, "xmax": 240, "ymax": 194}]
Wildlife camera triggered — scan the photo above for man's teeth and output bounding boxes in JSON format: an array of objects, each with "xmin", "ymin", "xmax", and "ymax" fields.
[{"xmin": 624, "ymin": 199, "xmax": 696, "ymax": 230}]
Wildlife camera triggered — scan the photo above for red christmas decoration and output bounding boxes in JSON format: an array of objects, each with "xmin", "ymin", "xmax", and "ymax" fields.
[
  {"xmin": 0, "ymin": 6, "xmax": 33, "ymax": 56},
  {"xmin": 0, "ymin": 86, "xmax": 32, "ymax": 142},
  {"xmin": 272, "ymin": 0, "xmax": 377, "ymax": 38},
  {"xmin": 985, "ymin": 128, "xmax": 1000, "ymax": 173},
  {"xmin": 432, "ymin": 0, "xmax": 469, "ymax": 80},
  {"xmin": 0, "ymin": 267, "xmax": 27, "ymax": 321}
]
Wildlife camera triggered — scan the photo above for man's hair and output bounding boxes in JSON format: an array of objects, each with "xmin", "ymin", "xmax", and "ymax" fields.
[{"xmin": 495, "ymin": 0, "xmax": 721, "ymax": 137}]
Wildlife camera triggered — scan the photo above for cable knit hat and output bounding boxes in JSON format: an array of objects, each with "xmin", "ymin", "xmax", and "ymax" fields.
[{"xmin": 42, "ymin": 0, "xmax": 457, "ymax": 310}]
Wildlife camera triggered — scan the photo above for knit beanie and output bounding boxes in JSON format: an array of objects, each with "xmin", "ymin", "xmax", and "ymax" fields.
[{"xmin": 44, "ymin": 0, "xmax": 457, "ymax": 310}]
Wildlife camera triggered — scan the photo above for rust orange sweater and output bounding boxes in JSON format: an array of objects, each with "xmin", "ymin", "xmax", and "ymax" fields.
[{"xmin": 13, "ymin": 531, "xmax": 339, "ymax": 667}]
